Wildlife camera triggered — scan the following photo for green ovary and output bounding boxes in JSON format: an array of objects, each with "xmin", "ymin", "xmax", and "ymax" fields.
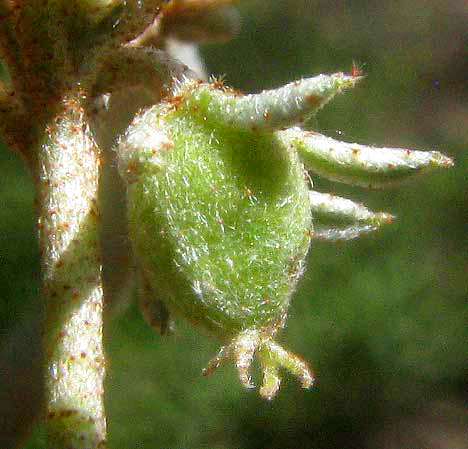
[{"xmin": 128, "ymin": 104, "xmax": 312, "ymax": 338}]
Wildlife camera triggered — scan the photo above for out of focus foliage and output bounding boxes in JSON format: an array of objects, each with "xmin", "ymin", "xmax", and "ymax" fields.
[{"xmin": 2, "ymin": 1, "xmax": 466, "ymax": 448}]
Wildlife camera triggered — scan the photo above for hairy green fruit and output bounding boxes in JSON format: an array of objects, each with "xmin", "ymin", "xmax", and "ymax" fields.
[
  {"xmin": 119, "ymin": 81, "xmax": 315, "ymax": 398},
  {"xmin": 125, "ymin": 93, "xmax": 311, "ymax": 334},
  {"xmin": 117, "ymin": 73, "xmax": 452, "ymax": 399}
]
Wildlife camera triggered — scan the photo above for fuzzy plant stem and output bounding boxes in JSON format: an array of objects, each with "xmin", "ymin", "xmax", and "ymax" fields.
[{"xmin": 38, "ymin": 92, "xmax": 106, "ymax": 448}]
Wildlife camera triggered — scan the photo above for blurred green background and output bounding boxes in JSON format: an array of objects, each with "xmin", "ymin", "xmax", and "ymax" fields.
[{"xmin": 1, "ymin": 1, "xmax": 466, "ymax": 448}]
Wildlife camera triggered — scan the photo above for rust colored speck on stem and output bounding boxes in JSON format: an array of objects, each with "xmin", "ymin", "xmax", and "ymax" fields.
[
  {"xmin": 305, "ymin": 95, "xmax": 321, "ymax": 107},
  {"xmin": 60, "ymin": 409, "xmax": 77, "ymax": 418}
]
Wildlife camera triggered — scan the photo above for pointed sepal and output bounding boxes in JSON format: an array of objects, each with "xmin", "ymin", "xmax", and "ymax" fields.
[
  {"xmin": 279, "ymin": 128, "xmax": 454, "ymax": 188},
  {"xmin": 203, "ymin": 330, "xmax": 314, "ymax": 399},
  {"xmin": 177, "ymin": 73, "xmax": 360, "ymax": 131},
  {"xmin": 309, "ymin": 191, "xmax": 394, "ymax": 240},
  {"xmin": 260, "ymin": 341, "xmax": 314, "ymax": 398}
]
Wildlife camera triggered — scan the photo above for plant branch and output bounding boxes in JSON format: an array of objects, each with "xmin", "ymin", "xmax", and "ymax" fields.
[{"xmin": 38, "ymin": 91, "xmax": 106, "ymax": 448}]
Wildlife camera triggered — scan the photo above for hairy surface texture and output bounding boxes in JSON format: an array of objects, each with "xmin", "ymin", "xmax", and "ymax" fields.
[{"xmin": 123, "ymin": 94, "xmax": 311, "ymax": 336}]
